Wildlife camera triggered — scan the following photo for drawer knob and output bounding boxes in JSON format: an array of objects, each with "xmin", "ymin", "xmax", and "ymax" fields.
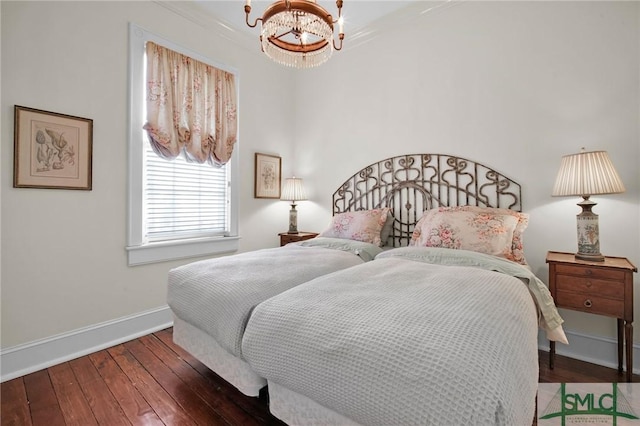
[
  {"xmin": 584, "ymin": 299, "xmax": 593, "ymax": 308},
  {"xmin": 585, "ymin": 269, "xmax": 593, "ymax": 276},
  {"xmin": 586, "ymin": 280, "xmax": 592, "ymax": 287}
]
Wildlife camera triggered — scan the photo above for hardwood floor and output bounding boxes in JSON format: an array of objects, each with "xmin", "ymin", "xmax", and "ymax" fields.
[
  {"xmin": 539, "ymin": 348, "xmax": 640, "ymax": 384},
  {"xmin": 2, "ymin": 327, "xmax": 637, "ymax": 425},
  {"xmin": 1, "ymin": 328, "xmax": 284, "ymax": 426}
]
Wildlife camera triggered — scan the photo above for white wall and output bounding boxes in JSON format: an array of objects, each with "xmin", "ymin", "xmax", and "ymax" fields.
[
  {"xmin": 0, "ymin": 0, "xmax": 295, "ymax": 350},
  {"xmin": 294, "ymin": 2, "xmax": 639, "ymax": 344},
  {"xmin": 1, "ymin": 0, "xmax": 639, "ymax": 376}
]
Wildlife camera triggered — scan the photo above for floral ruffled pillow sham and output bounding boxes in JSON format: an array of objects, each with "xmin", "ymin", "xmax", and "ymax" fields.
[
  {"xmin": 410, "ymin": 206, "xmax": 529, "ymax": 264},
  {"xmin": 319, "ymin": 207, "xmax": 391, "ymax": 247}
]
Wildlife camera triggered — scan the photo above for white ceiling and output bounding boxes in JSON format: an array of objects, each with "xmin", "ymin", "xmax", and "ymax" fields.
[{"xmin": 193, "ymin": 1, "xmax": 419, "ymax": 36}]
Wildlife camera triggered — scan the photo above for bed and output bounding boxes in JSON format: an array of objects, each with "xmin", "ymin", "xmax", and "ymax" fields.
[
  {"xmin": 238, "ymin": 154, "xmax": 567, "ymax": 425},
  {"xmin": 168, "ymin": 234, "xmax": 385, "ymax": 396}
]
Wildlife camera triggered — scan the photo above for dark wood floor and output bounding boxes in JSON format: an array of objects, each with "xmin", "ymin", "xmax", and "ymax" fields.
[{"xmin": 2, "ymin": 327, "xmax": 637, "ymax": 425}]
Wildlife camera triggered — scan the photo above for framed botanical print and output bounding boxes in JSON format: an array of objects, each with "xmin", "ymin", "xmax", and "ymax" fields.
[
  {"xmin": 254, "ymin": 153, "xmax": 281, "ymax": 199},
  {"xmin": 14, "ymin": 105, "xmax": 93, "ymax": 190}
]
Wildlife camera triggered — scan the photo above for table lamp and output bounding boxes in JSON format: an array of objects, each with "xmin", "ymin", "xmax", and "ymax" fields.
[
  {"xmin": 281, "ymin": 177, "xmax": 308, "ymax": 234},
  {"xmin": 552, "ymin": 149, "xmax": 625, "ymax": 261}
]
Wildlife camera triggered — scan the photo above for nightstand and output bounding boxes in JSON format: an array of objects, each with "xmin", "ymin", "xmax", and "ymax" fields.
[
  {"xmin": 278, "ymin": 232, "xmax": 318, "ymax": 246},
  {"xmin": 546, "ymin": 251, "xmax": 637, "ymax": 381}
]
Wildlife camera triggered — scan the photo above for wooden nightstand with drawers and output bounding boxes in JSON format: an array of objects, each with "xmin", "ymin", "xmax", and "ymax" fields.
[
  {"xmin": 546, "ymin": 251, "xmax": 637, "ymax": 381},
  {"xmin": 278, "ymin": 232, "xmax": 318, "ymax": 246}
]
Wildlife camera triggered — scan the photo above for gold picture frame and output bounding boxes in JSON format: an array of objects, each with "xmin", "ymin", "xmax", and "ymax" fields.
[
  {"xmin": 14, "ymin": 105, "xmax": 93, "ymax": 190},
  {"xmin": 254, "ymin": 152, "xmax": 281, "ymax": 199}
]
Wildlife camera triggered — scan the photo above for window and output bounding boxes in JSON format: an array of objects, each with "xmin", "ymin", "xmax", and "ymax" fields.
[{"xmin": 127, "ymin": 23, "xmax": 239, "ymax": 266}]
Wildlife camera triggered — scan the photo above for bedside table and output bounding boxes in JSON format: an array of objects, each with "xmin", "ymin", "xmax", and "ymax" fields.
[
  {"xmin": 278, "ymin": 232, "xmax": 318, "ymax": 246},
  {"xmin": 546, "ymin": 251, "xmax": 637, "ymax": 381}
]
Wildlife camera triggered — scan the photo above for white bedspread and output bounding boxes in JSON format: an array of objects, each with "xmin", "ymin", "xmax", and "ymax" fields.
[
  {"xmin": 242, "ymin": 248, "xmax": 558, "ymax": 425},
  {"xmin": 168, "ymin": 238, "xmax": 379, "ymax": 358}
]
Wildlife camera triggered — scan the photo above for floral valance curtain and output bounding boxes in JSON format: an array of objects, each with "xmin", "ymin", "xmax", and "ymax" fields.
[{"xmin": 143, "ymin": 42, "xmax": 237, "ymax": 166}]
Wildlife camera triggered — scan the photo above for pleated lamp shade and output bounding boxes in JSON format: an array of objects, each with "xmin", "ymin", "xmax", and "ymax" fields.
[
  {"xmin": 552, "ymin": 150, "xmax": 625, "ymax": 197},
  {"xmin": 281, "ymin": 177, "xmax": 308, "ymax": 202}
]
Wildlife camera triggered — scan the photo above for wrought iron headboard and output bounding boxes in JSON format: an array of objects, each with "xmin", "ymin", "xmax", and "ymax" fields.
[{"xmin": 332, "ymin": 154, "xmax": 522, "ymax": 248}]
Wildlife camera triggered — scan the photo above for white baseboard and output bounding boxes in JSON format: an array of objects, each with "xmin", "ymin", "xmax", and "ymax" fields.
[
  {"xmin": 538, "ymin": 328, "xmax": 639, "ymax": 375},
  {"xmin": 1, "ymin": 306, "xmax": 173, "ymax": 383},
  {"xmin": 1, "ymin": 311, "xmax": 634, "ymax": 383}
]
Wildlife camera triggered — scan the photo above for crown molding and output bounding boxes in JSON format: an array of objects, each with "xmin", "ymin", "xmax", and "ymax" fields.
[
  {"xmin": 346, "ymin": 1, "xmax": 460, "ymax": 50},
  {"xmin": 153, "ymin": 1, "xmax": 256, "ymax": 52},
  {"xmin": 154, "ymin": 1, "xmax": 461, "ymax": 55}
]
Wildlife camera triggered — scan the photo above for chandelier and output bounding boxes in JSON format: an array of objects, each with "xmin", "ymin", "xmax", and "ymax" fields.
[{"xmin": 244, "ymin": 0, "xmax": 345, "ymax": 69}]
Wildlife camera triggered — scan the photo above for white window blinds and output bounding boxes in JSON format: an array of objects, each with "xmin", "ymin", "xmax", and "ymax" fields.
[{"xmin": 144, "ymin": 142, "xmax": 229, "ymax": 242}]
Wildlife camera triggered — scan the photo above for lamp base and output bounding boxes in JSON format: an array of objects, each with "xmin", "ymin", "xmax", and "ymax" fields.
[
  {"xmin": 575, "ymin": 196, "xmax": 605, "ymax": 262},
  {"xmin": 287, "ymin": 203, "xmax": 298, "ymax": 234},
  {"xmin": 575, "ymin": 252, "xmax": 605, "ymax": 262}
]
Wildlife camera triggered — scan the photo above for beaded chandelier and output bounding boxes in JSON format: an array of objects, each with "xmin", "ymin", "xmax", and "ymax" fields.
[{"xmin": 245, "ymin": 0, "xmax": 345, "ymax": 69}]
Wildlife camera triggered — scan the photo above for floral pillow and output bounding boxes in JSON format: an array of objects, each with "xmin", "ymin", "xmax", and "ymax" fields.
[
  {"xmin": 409, "ymin": 207, "xmax": 521, "ymax": 262},
  {"xmin": 319, "ymin": 208, "xmax": 391, "ymax": 247},
  {"xmin": 452, "ymin": 206, "xmax": 529, "ymax": 264}
]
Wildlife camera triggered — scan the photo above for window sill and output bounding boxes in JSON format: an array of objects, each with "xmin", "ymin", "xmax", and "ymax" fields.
[{"xmin": 126, "ymin": 236, "xmax": 240, "ymax": 266}]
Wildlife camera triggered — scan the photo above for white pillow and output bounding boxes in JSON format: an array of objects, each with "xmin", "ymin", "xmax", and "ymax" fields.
[{"xmin": 379, "ymin": 210, "xmax": 394, "ymax": 246}]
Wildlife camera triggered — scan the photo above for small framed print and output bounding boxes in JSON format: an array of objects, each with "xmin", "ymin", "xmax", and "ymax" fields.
[
  {"xmin": 14, "ymin": 105, "xmax": 93, "ymax": 190},
  {"xmin": 254, "ymin": 153, "xmax": 281, "ymax": 199}
]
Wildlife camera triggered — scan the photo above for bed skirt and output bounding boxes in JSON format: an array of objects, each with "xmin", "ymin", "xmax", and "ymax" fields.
[
  {"xmin": 268, "ymin": 381, "xmax": 361, "ymax": 425},
  {"xmin": 172, "ymin": 316, "xmax": 266, "ymax": 396}
]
